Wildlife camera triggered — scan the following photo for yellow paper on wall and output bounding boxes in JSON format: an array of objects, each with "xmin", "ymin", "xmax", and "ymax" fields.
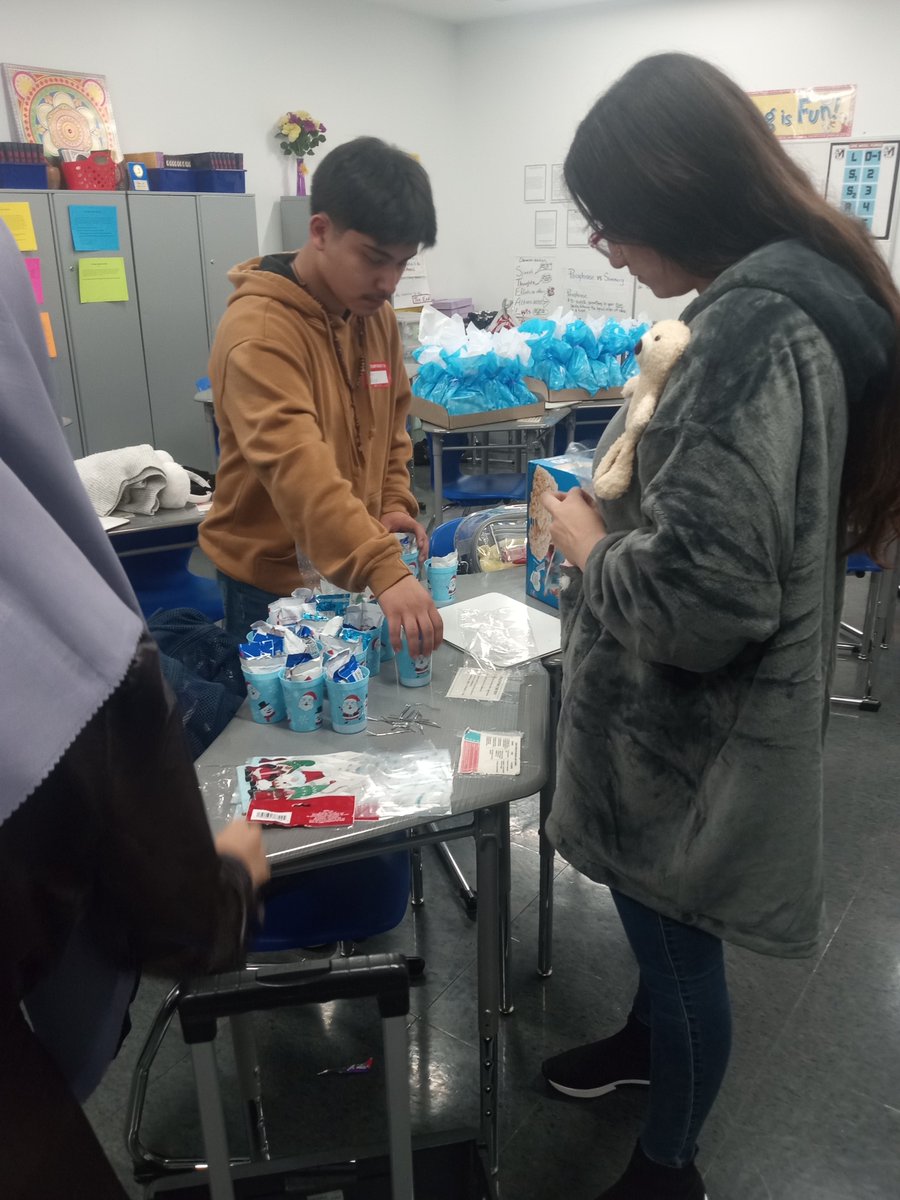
[
  {"xmin": 0, "ymin": 201, "xmax": 38, "ymax": 252},
  {"xmin": 78, "ymin": 257, "xmax": 129, "ymax": 303},
  {"xmin": 40, "ymin": 311, "xmax": 58, "ymax": 358}
]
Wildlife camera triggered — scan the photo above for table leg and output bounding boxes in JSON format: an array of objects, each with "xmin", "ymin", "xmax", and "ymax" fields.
[
  {"xmin": 538, "ymin": 658, "xmax": 561, "ymax": 978},
  {"xmin": 410, "ymin": 846, "xmax": 424, "ymax": 908},
  {"xmin": 432, "ymin": 431, "xmax": 444, "ymax": 524},
  {"xmin": 475, "ymin": 803, "xmax": 503, "ymax": 1175},
  {"xmin": 499, "ymin": 808, "xmax": 513, "ymax": 1015}
]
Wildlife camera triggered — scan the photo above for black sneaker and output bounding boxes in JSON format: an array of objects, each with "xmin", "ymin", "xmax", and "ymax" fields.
[
  {"xmin": 542, "ymin": 1013, "xmax": 651, "ymax": 1099},
  {"xmin": 596, "ymin": 1142, "xmax": 707, "ymax": 1200}
]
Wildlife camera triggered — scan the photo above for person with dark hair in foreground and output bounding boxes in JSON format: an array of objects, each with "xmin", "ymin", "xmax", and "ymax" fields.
[
  {"xmin": 0, "ymin": 220, "xmax": 269, "ymax": 1198},
  {"xmin": 200, "ymin": 135, "xmax": 443, "ymax": 655},
  {"xmin": 539, "ymin": 53, "xmax": 900, "ymax": 1200}
]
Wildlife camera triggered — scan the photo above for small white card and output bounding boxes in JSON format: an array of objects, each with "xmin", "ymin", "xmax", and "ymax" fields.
[
  {"xmin": 446, "ymin": 668, "xmax": 510, "ymax": 703},
  {"xmin": 458, "ymin": 730, "xmax": 522, "ymax": 776}
]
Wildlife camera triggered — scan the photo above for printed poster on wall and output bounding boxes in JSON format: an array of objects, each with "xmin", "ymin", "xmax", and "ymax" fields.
[
  {"xmin": 393, "ymin": 253, "xmax": 431, "ymax": 308},
  {"xmin": 825, "ymin": 141, "xmax": 899, "ymax": 240},
  {"xmin": 748, "ymin": 85, "xmax": 855, "ymax": 140}
]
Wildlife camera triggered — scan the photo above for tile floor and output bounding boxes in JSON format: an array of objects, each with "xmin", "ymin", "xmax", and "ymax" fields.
[{"xmin": 87, "ymin": 516, "xmax": 900, "ymax": 1199}]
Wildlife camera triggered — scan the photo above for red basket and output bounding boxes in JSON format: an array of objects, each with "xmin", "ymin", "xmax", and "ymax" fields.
[{"xmin": 60, "ymin": 150, "xmax": 118, "ymax": 191}]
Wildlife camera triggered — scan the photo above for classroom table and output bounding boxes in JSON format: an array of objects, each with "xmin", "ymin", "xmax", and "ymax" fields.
[
  {"xmin": 421, "ymin": 407, "xmax": 572, "ymax": 520},
  {"xmin": 455, "ymin": 567, "xmax": 561, "ymax": 979},
  {"xmin": 197, "ymin": 572, "xmax": 553, "ymax": 1174},
  {"xmin": 106, "ymin": 503, "xmax": 206, "ymax": 556}
]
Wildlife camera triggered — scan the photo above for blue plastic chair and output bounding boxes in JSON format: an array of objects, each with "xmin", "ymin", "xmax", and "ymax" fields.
[
  {"xmin": 429, "ymin": 517, "xmax": 462, "ymax": 559},
  {"xmin": 114, "ymin": 525, "xmax": 224, "ymax": 622},
  {"xmin": 127, "ymin": 834, "xmax": 411, "ymax": 1172},
  {"xmin": 427, "ymin": 431, "xmax": 527, "ymax": 508}
]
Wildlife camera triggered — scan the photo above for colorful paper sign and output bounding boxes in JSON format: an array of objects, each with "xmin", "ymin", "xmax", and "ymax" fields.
[
  {"xmin": 0, "ymin": 201, "xmax": 38, "ymax": 251},
  {"xmin": 68, "ymin": 204, "xmax": 120, "ymax": 252},
  {"xmin": 78, "ymin": 257, "xmax": 129, "ymax": 303},
  {"xmin": 39, "ymin": 311, "xmax": 57, "ymax": 358},
  {"xmin": 25, "ymin": 257, "xmax": 43, "ymax": 305},
  {"xmin": 749, "ymin": 85, "xmax": 856, "ymax": 140}
]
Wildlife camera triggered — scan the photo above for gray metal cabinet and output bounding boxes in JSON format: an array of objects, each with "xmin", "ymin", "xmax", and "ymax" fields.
[
  {"xmin": 0, "ymin": 189, "xmax": 84, "ymax": 454},
  {"xmin": 197, "ymin": 193, "xmax": 258, "ymax": 345},
  {"xmin": 127, "ymin": 192, "xmax": 213, "ymax": 469},
  {"xmin": 51, "ymin": 191, "xmax": 154, "ymax": 452},
  {"xmin": 280, "ymin": 196, "xmax": 310, "ymax": 251}
]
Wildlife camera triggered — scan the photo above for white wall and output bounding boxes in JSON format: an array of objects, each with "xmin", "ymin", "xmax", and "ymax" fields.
[
  {"xmin": 453, "ymin": 0, "xmax": 900, "ymax": 309},
  {"xmin": 4, "ymin": 0, "xmax": 900, "ymax": 308},
  {"xmin": 0, "ymin": 0, "xmax": 468, "ymax": 291}
]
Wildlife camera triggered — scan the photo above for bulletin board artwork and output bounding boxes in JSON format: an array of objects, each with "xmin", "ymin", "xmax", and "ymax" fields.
[{"xmin": 2, "ymin": 64, "xmax": 122, "ymax": 160}]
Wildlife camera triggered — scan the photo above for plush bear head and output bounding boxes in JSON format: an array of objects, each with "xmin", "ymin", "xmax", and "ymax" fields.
[{"xmin": 630, "ymin": 319, "xmax": 691, "ymax": 396}]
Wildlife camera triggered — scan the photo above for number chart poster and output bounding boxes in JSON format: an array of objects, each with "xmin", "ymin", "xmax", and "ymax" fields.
[{"xmin": 825, "ymin": 142, "xmax": 899, "ymax": 240}]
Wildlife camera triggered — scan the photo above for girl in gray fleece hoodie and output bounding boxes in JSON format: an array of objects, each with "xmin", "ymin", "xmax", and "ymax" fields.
[{"xmin": 539, "ymin": 52, "xmax": 900, "ymax": 1200}]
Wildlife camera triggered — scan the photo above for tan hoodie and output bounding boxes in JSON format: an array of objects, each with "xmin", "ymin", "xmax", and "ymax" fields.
[{"xmin": 199, "ymin": 256, "xmax": 418, "ymax": 597}]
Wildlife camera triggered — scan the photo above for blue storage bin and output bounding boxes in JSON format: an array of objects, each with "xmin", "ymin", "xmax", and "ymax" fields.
[
  {"xmin": 0, "ymin": 162, "xmax": 49, "ymax": 188},
  {"xmin": 147, "ymin": 167, "xmax": 197, "ymax": 192},
  {"xmin": 194, "ymin": 169, "xmax": 246, "ymax": 193}
]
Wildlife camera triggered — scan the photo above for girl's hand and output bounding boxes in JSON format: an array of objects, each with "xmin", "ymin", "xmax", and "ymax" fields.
[{"xmin": 539, "ymin": 487, "xmax": 607, "ymax": 571}]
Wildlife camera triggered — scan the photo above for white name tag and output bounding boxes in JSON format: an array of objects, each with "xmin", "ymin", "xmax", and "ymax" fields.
[{"xmin": 369, "ymin": 361, "xmax": 391, "ymax": 388}]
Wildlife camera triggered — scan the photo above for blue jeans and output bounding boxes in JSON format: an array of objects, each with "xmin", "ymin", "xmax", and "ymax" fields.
[
  {"xmin": 216, "ymin": 572, "xmax": 281, "ymax": 641},
  {"xmin": 611, "ymin": 889, "xmax": 732, "ymax": 1168}
]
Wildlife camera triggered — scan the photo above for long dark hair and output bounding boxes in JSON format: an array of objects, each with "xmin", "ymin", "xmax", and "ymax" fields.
[{"xmin": 564, "ymin": 52, "xmax": 900, "ymax": 557}]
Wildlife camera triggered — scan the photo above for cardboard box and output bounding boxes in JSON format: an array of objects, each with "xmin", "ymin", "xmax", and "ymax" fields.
[
  {"xmin": 527, "ymin": 379, "xmax": 625, "ymax": 408},
  {"xmin": 526, "ymin": 453, "xmax": 594, "ymax": 609},
  {"xmin": 410, "ymin": 378, "xmax": 546, "ymax": 430}
]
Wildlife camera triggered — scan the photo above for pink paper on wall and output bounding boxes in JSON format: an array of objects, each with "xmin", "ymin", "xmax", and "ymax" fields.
[{"xmin": 25, "ymin": 257, "xmax": 43, "ymax": 305}]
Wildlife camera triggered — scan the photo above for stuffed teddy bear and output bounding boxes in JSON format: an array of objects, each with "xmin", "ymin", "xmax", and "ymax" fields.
[{"xmin": 592, "ymin": 318, "xmax": 691, "ymax": 500}]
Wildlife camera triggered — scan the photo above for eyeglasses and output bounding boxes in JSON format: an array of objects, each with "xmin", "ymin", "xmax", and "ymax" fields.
[{"xmin": 589, "ymin": 229, "xmax": 612, "ymax": 258}]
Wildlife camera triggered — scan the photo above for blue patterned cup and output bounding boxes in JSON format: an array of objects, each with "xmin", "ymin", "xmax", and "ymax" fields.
[
  {"xmin": 281, "ymin": 672, "xmax": 324, "ymax": 733},
  {"xmin": 426, "ymin": 558, "xmax": 458, "ymax": 607},
  {"xmin": 396, "ymin": 632, "xmax": 432, "ymax": 688},
  {"xmin": 326, "ymin": 667, "xmax": 370, "ymax": 734},
  {"xmin": 241, "ymin": 664, "xmax": 287, "ymax": 725}
]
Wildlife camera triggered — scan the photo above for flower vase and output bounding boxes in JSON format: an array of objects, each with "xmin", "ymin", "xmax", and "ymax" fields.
[{"xmin": 295, "ymin": 158, "xmax": 307, "ymax": 197}]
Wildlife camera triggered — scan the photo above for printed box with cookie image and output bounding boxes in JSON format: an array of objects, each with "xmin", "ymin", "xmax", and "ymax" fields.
[{"xmin": 526, "ymin": 452, "xmax": 595, "ymax": 609}]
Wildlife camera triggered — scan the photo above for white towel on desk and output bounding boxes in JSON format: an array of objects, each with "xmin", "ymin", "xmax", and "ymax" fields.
[{"xmin": 74, "ymin": 445, "xmax": 197, "ymax": 516}]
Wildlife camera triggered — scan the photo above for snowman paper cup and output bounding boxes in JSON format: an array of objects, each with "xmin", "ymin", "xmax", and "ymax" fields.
[{"xmin": 281, "ymin": 672, "xmax": 324, "ymax": 733}]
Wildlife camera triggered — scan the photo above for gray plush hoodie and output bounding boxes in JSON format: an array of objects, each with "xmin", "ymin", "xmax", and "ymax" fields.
[{"xmin": 546, "ymin": 239, "xmax": 894, "ymax": 957}]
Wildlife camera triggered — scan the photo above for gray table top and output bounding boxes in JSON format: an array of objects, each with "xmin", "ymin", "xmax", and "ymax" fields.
[
  {"xmin": 198, "ymin": 571, "xmax": 555, "ymax": 872},
  {"xmin": 106, "ymin": 504, "xmax": 205, "ymax": 536}
]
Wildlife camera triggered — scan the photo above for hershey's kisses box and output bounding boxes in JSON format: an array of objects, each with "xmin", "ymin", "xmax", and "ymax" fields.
[{"xmin": 526, "ymin": 452, "xmax": 594, "ymax": 609}]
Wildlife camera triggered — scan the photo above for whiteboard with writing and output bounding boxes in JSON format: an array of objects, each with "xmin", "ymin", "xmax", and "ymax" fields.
[
  {"xmin": 565, "ymin": 263, "xmax": 635, "ymax": 319},
  {"xmin": 511, "ymin": 255, "xmax": 560, "ymax": 319}
]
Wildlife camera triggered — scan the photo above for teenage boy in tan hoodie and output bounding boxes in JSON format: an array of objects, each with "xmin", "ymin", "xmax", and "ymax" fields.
[{"xmin": 200, "ymin": 136, "xmax": 442, "ymax": 655}]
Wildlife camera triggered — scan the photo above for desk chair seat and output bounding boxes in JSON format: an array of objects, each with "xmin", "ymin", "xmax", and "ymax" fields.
[
  {"xmin": 427, "ymin": 431, "xmax": 527, "ymax": 515},
  {"xmin": 127, "ymin": 838, "xmax": 411, "ymax": 1178},
  {"xmin": 442, "ymin": 472, "xmax": 528, "ymax": 507}
]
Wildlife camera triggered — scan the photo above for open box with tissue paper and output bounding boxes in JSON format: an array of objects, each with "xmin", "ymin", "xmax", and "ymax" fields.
[{"xmin": 409, "ymin": 377, "xmax": 545, "ymax": 429}]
